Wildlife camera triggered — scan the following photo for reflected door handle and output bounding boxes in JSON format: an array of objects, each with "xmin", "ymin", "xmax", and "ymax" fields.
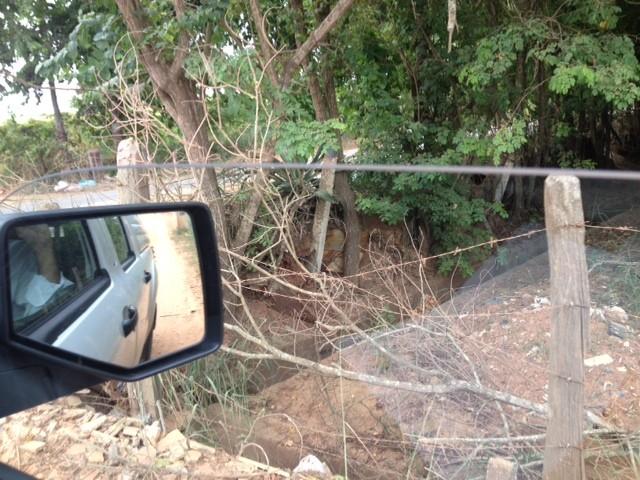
[
  {"xmin": 143, "ymin": 271, "xmax": 152, "ymax": 283},
  {"xmin": 122, "ymin": 306, "xmax": 138, "ymax": 337}
]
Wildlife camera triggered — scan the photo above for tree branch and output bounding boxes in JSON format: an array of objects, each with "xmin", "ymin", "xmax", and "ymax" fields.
[
  {"xmin": 115, "ymin": 0, "xmax": 172, "ymax": 89},
  {"xmin": 248, "ymin": 0, "xmax": 281, "ymax": 88},
  {"xmin": 281, "ymin": 0, "xmax": 355, "ymax": 88},
  {"xmin": 171, "ymin": 0, "xmax": 191, "ymax": 76},
  {"xmin": 223, "ymin": 322, "xmax": 614, "ymax": 430}
]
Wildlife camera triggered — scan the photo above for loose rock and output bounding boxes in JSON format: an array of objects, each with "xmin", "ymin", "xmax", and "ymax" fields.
[
  {"xmin": 122, "ymin": 426, "xmax": 139, "ymax": 437},
  {"xmin": 168, "ymin": 444, "xmax": 186, "ymax": 461},
  {"xmin": 87, "ymin": 450, "xmax": 104, "ymax": 464},
  {"xmin": 185, "ymin": 450, "xmax": 202, "ymax": 463},
  {"xmin": 608, "ymin": 321, "xmax": 630, "ymax": 340},
  {"xmin": 62, "ymin": 396, "xmax": 83, "ymax": 408},
  {"xmin": 66, "ymin": 444, "xmax": 87, "ymax": 456},
  {"xmin": 142, "ymin": 421, "xmax": 161, "ymax": 445},
  {"xmin": 1, "ymin": 399, "xmax": 288, "ymax": 479},
  {"xmin": 605, "ymin": 306, "xmax": 628, "ymax": 324},
  {"xmin": 132, "ymin": 445, "xmax": 157, "ymax": 467},
  {"xmin": 80, "ymin": 415, "xmax": 107, "ymax": 434},
  {"xmin": 20, "ymin": 441, "xmax": 46, "ymax": 454},
  {"xmin": 293, "ymin": 454, "xmax": 332, "ymax": 479},
  {"xmin": 584, "ymin": 354, "xmax": 614, "ymax": 367},
  {"xmin": 157, "ymin": 429, "xmax": 188, "ymax": 453}
]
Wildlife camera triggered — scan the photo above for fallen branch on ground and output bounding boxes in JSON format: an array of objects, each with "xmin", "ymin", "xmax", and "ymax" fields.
[{"xmin": 222, "ymin": 324, "xmax": 614, "ymax": 430}]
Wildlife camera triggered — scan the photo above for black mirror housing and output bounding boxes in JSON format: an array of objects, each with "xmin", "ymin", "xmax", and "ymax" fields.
[{"xmin": 0, "ymin": 202, "xmax": 223, "ymax": 385}]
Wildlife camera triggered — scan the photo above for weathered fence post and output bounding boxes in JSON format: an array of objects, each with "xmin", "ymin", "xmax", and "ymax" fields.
[
  {"xmin": 88, "ymin": 149, "xmax": 103, "ymax": 182},
  {"xmin": 310, "ymin": 151, "xmax": 338, "ymax": 273},
  {"xmin": 543, "ymin": 175, "xmax": 589, "ymax": 480},
  {"xmin": 117, "ymin": 138, "xmax": 158, "ymax": 422},
  {"xmin": 116, "ymin": 138, "xmax": 150, "ymax": 203}
]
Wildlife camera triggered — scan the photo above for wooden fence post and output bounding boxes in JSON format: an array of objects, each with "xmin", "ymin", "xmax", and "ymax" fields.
[
  {"xmin": 543, "ymin": 175, "xmax": 589, "ymax": 480},
  {"xmin": 117, "ymin": 138, "xmax": 158, "ymax": 422},
  {"xmin": 116, "ymin": 138, "xmax": 150, "ymax": 203}
]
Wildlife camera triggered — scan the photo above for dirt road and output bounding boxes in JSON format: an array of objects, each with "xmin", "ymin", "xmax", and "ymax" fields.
[{"xmin": 140, "ymin": 213, "xmax": 204, "ymax": 359}]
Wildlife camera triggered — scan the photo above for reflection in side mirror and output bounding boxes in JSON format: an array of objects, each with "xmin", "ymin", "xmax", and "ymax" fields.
[{"xmin": 7, "ymin": 211, "xmax": 205, "ymax": 368}]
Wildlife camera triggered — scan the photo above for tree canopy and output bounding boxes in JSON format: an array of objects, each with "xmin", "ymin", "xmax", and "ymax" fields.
[{"xmin": 3, "ymin": 0, "xmax": 640, "ymax": 274}]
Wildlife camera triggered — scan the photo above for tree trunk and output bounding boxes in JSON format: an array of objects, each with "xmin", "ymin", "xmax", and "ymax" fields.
[
  {"xmin": 232, "ymin": 149, "xmax": 274, "ymax": 252},
  {"xmin": 156, "ymin": 74, "xmax": 230, "ymax": 254},
  {"xmin": 116, "ymin": 0, "xmax": 356, "ymax": 265},
  {"xmin": 528, "ymin": 62, "xmax": 548, "ymax": 208},
  {"xmin": 48, "ymin": 78, "xmax": 68, "ymax": 143},
  {"xmin": 513, "ymin": 158, "xmax": 524, "ymax": 218},
  {"xmin": 334, "ymin": 171, "xmax": 361, "ymax": 278},
  {"xmin": 294, "ymin": 0, "xmax": 361, "ymax": 276},
  {"xmin": 115, "ymin": 0, "xmax": 228, "ymax": 255}
]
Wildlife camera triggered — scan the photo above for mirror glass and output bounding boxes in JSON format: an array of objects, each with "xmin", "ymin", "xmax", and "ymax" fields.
[{"xmin": 7, "ymin": 211, "xmax": 205, "ymax": 368}]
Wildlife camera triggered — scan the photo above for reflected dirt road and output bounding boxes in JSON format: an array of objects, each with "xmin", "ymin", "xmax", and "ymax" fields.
[{"xmin": 140, "ymin": 213, "xmax": 204, "ymax": 359}]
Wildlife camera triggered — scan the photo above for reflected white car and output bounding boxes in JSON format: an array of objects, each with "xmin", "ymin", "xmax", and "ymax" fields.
[{"xmin": 9, "ymin": 215, "xmax": 158, "ymax": 367}]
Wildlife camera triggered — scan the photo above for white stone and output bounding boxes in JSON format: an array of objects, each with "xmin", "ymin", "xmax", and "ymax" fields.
[
  {"xmin": 157, "ymin": 429, "xmax": 187, "ymax": 453},
  {"xmin": 105, "ymin": 418, "xmax": 126, "ymax": 437},
  {"xmin": 8, "ymin": 422, "xmax": 30, "ymax": 440},
  {"xmin": 81, "ymin": 415, "xmax": 107, "ymax": 433},
  {"xmin": 62, "ymin": 395, "xmax": 83, "ymax": 407},
  {"xmin": 584, "ymin": 354, "xmax": 614, "ymax": 368},
  {"xmin": 62, "ymin": 408, "xmax": 86, "ymax": 419},
  {"xmin": 87, "ymin": 450, "xmax": 105, "ymax": 464},
  {"xmin": 90, "ymin": 431, "xmax": 117, "ymax": 445},
  {"xmin": 142, "ymin": 421, "xmax": 161, "ymax": 445},
  {"xmin": 293, "ymin": 454, "xmax": 332, "ymax": 478},
  {"xmin": 122, "ymin": 426, "xmax": 139, "ymax": 437},
  {"xmin": 531, "ymin": 296, "xmax": 550, "ymax": 310},
  {"xmin": 53, "ymin": 180, "xmax": 70, "ymax": 192},
  {"xmin": 526, "ymin": 346, "xmax": 540, "ymax": 358},
  {"xmin": 107, "ymin": 443, "xmax": 120, "ymax": 466},
  {"xmin": 189, "ymin": 440, "xmax": 217, "ymax": 454},
  {"xmin": 20, "ymin": 441, "xmax": 45, "ymax": 454}
]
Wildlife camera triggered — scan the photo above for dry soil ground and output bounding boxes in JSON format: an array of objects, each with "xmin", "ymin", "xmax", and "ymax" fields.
[{"xmin": 141, "ymin": 212, "xmax": 204, "ymax": 360}]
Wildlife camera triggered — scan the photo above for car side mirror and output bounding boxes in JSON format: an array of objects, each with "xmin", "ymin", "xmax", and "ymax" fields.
[{"xmin": 0, "ymin": 202, "xmax": 223, "ymax": 382}]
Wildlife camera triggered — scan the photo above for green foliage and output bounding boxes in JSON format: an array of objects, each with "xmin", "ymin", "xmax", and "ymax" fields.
[
  {"xmin": 5, "ymin": 0, "xmax": 640, "ymax": 281},
  {"xmin": 276, "ymin": 119, "xmax": 346, "ymax": 163},
  {"xmin": 0, "ymin": 115, "xmax": 97, "ymax": 179},
  {"xmin": 545, "ymin": 35, "xmax": 640, "ymax": 109},
  {"xmin": 0, "ymin": 0, "xmax": 81, "ymax": 96},
  {"xmin": 354, "ymin": 161, "xmax": 507, "ymax": 276},
  {"xmin": 459, "ymin": 27, "xmax": 526, "ymax": 90},
  {"xmin": 557, "ymin": 152, "xmax": 597, "ymax": 170}
]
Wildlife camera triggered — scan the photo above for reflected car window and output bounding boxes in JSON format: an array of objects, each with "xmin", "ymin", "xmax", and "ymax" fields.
[
  {"xmin": 105, "ymin": 216, "xmax": 133, "ymax": 265},
  {"xmin": 10, "ymin": 221, "xmax": 99, "ymax": 333}
]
